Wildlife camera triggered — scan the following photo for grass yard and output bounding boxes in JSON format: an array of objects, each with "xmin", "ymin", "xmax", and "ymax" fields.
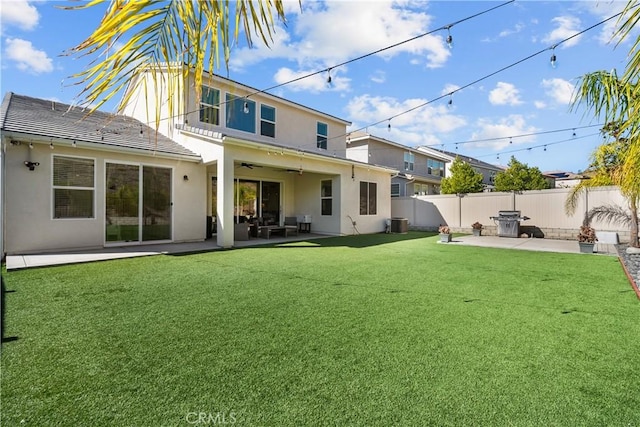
[{"xmin": 2, "ymin": 232, "xmax": 639, "ymax": 426}]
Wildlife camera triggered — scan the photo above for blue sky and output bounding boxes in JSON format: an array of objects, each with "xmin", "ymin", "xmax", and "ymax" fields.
[{"xmin": 0, "ymin": 1, "xmax": 634, "ymax": 173}]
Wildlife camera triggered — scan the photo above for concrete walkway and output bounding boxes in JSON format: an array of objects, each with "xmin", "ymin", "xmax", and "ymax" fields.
[
  {"xmin": 5, "ymin": 233, "xmax": 616, "ymax": 270},
  {"xmin": 5, "ymin": 234, "xmax": 328, "ymax": 270},
  {"xmin": 450, "ymin": 234, "xmax": 617, "ymax": 255}
]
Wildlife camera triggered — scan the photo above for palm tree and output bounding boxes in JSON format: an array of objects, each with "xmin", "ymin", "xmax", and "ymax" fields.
[
  {"xmin": 63, "ymin": 0, "xmax": 290, "ymax": 118},
  {"xmin": 564, "ymin": 123, "xmax": 639, "ymax": 247}
]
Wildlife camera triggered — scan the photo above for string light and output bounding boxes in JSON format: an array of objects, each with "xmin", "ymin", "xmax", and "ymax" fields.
[
  {"xmin": 446, "ymin": 27, "xmax": 454, "ymax": 49},
  {"xmin": 327, "ymin": 69, "xmax": 332, "ymax": 85},
  {"xmin": 388, "ymin": 121, "xmax": 391, "ymax": 132},
  {"xmin": 50, "ymin": 142, "xmax": 54, "ymax": 149},
  {"xmin": 243, "ymin": 101, "xmax": 249, "ymax": 114},
  {"xmin": 572, "ymin": 129, "xmax": 576, "ymax": 137},
  {"xmin": 543, "ymin": 145, "xmax": 547, "ymax": 151},
  {"xmin": 550, "ymin": 46, "xmax": 557, "ymax": 68}
]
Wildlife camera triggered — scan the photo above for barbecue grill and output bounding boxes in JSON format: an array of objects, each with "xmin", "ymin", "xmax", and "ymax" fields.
[{"xmin": 490, "ymin": 210, "xmax": 530, "ymax": 238}]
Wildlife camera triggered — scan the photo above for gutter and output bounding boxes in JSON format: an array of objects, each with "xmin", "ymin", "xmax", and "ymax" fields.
[{"xmin": 2, "ymin": 130, "xmax": 202, "ymax": 163}]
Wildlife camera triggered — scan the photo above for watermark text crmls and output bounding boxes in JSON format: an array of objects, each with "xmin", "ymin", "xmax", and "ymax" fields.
[{"xmin": 185, "ymin": 411, "xmax": 237, "ymax": 425}]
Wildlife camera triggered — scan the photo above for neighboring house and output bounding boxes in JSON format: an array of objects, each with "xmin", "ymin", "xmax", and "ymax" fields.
[
  {"xmin": 545, "ymin": 170, "xmax": 589, "ymax": 188},
  {"xmin": 119, "ymin": 65, "xmax": 396, "ymax": 249},
  {"xmin": 417, "ymin": 146, "xmax": 504, "ymax": 191},
  {"xmin": 345, "ymin": 132, "xmax": 449, "ymax": 197}
]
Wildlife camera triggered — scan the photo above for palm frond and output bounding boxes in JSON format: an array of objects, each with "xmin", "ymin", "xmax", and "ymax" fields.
[
  {"xmin": 62, "ymin": 0, "xmax": 289, "ymax": 122},
  {"xmin": 585, "ymin": 204, "xmax": 633, "ymax": 228}
]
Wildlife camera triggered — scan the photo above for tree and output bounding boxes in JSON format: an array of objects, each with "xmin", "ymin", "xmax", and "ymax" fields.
[
  {"xmin": 493, "ymin": 156, "xmax": 549, "ymax": 192},
  {"xmin": 63, "ymin": 0, "xmax": 290, "ymax": 117},
  {"xmin": 564, "ymin": 122, "xmax": 639, "ymax": 247},
  {"xmin": 440, "ymin": 157, "xmax": 484, "ymax": 194}
]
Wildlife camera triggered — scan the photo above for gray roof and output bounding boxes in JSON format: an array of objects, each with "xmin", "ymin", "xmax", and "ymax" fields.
[
  {"xmin": 424, "ymin": 147, "xmax": 503, "ymax": 171},
  {"xmin": 0, "ymin": 92, "xmax": 200, "ymax": 160}
]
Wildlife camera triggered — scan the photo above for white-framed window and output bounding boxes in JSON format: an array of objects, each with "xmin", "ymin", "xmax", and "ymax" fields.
[
  {"xmin": 404, "ymin": 152, "xmax": 415, "ymax": 171},
  {"xmin": 260, "ymin": 104, "xmax": 276, "ymax": 138},
  {"xmin": 226, "ymin": 94, "xmax": 256, "ymax": 133},
  {"xmin": 52, "ymin": 155, "xmax": 95, "ymax": 219},
  {"xmin": 200, "ymin": 86, "xmax": 220, "ymax": 125},
  {"xmin": 321, "ymin": 180, "xmax": 332, "ymax": 215},
  {"xmin": 414, "ymin": 183, "xmax": 428, "ymax": 196},
  {"xmin": 391, "ymin": 183, "xmax": 400, "ymax": 197},
  {"xmin": 317, "ymin": 122, "xmax": 328, "ymax": 150},
  {"xmin": 427, "ymin": 159, "xmax": 445, "ymax": 177},
  {"xmin": 359, "ymin": 181, "xmax": 377, "ymax": 215}
]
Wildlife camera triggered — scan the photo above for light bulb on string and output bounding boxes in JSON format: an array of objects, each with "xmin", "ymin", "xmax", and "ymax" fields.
[
  {"xmin": 327, "ymin": 69, "xmax": 332, "ymax": 86},
  {"xmin": 445, "ymin": 27, "xmax": 453, "ymax": 49},
  {"xmin": 572, "ymin": 129, "xmax": 576, "ymax": 138},
  {"xmin": 543, "ymin": 145, "xmax": 547, "ymax": 152},
  {"xmin": 243, "ymin": 101, "xmax": 250, "ymax": 114},
  {"xmin": 388, "ymin": 121, "xmax": 391, "ymax": 132},
  {"xmin": 447, "ymin": 93, "xmax": 453, "ymax": 108},
  {"xmin": 509, "ymin": 138, "xmax": 513, "ymax": 144},
  {"xmin": 550, "ymin": 47, "xmax": 557, "ymax": 68}
]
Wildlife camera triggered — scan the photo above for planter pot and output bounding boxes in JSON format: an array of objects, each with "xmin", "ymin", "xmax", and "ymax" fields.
[
  {"xmin": 579, "ymin": 242, "xmax": 595, "ymax": 254},
  {"xmin": 472, "ymin": 229, "xmax": 482, "ymax": 237},
  {"xmin": 440, "ymin": 233, "xmax": 452, "ymax": 243}
]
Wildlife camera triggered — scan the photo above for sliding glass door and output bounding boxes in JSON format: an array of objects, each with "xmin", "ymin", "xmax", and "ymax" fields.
[{"xmin": 106, "ymin": 163, "xmax": 172, "ymax": 243}]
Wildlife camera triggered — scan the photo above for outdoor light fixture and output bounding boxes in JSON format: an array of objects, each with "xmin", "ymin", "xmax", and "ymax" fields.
[
  {"xmin": 50, "ymin": 142, "xmax": 54, "ymax": 149},
  {"xmin": 24, "ymin": 161, "xmax": 40, "ymax": 171},
  {"xmin": 29, "ymin": 142, "xmax": 33, "ymax": 149},
  {"xmin": 446, "ymin": 27, "xmax": 453, "ymax": 49},
  {"xmin": 243, "ymin": 101, "xmax": 249, "ymax": 114},
  {"xmin": 550, "ymin": 48, "xmax": 557, "ymax": 68},
  {"xmin": 327, "ymin": 69, "xmax": 332, "ymax": 85}
]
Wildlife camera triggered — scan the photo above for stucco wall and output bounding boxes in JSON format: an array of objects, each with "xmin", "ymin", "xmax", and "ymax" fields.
[
  {"xmin": 391, "ymin": 186, "xmax": 631, "ymax": 241},
  {"xmin": 4, "ymin": 141, "xmax": 204, "ymax": 254}
]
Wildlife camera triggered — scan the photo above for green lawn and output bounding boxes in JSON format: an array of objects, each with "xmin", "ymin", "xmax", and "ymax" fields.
[{"xmin": 2, "ymin": 232, "xmax": 639, "ymax": 426}]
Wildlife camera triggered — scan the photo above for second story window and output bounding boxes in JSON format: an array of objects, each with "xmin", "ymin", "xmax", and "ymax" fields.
[
  {"xmin": 427, "ymin": 159, "xmax": 445, "ymax": 177},
  {"xmin": 317, "ymin": 122, "xmax": 328, "ymax": 150},
  {"xmin": 200, "ymin": 86, "xmax": 220, "ymax": 125},
  {"xmin": 260, "ymin": 105, "xmax": 276, "ymax": 138},
  {"xmin": 226, "ymin": 94, "xmax": 256, "ymax": 133},
  {"xmin": 404, "ymin": 152, "xmax": 415, "ymax": 171}
]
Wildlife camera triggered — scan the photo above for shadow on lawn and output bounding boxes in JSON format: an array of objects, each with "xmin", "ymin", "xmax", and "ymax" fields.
[
  {"xmin": 273, "ymin": 231, "xmax": 436, "ymax": 249},
  {"xmin": 1, "ymin": 274, "xmax": 19, "ymax": 345}
]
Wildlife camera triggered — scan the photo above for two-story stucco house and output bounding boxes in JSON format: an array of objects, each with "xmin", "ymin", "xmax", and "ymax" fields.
[
  {"xmin": 0, "ymin": 66, "xmax": 395, "ymax": 256},
  {"xmin": 417, "ymin": 146, "xmax": 504, "ymax": 191},
  {"xmin": 345, "ymin": 132, "xmax": 449, "ymax": 197}
]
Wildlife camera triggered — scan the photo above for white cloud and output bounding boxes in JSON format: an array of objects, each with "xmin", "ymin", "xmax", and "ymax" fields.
[
  {"xmin": 542, "ymin": 16, "xmax": 582, "ymax": 48},
  {"xmin": 273, "ymin": 67, "xmax": 350, "ymax": 93},
  {"xmin": 345, "ymin": 94, "xmax": 466, "ymax": 145},
  {"xmin": 499, "ymin": 23, "xmax": 524, "ymax": 38},
  {"xmin": 577, "ymin": 1, "xmax": 627, "ymax": 45},
  {"xmin": 0, "ymin": 0, "xmax": 39, "ymax": 31},
  {"xmin": 488, "ymin": 82, "xmax": 523, "ymax": 106},
  {"xmin": 469, "ymin": 115, "xmax": 538, "ymax": 150},
  {"xmin": 440, "ymin": 83, "xmax": 460, "ymax": 97},
  {"xmin": 5, "ymin": 38, "xmax": 53, "ymax": 74},
  {"xmin": 370, "ymin": 70, "xmax": 386, "ymax": 84},
  {"xmin": 534, "ymin": 100, "xmax": 547, "ymax": 109},
  {"xmin": 230, "ymin": 1, "xmax": 450, "ymax": 81},
  {"xmin": 540, "ymin": 78, "xmax": 575, "ymax": 106}
]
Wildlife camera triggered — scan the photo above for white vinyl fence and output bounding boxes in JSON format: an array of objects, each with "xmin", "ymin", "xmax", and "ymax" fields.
[{"xmin": 391, "ymin": 186, "xmax": 631, "ymax": 242}]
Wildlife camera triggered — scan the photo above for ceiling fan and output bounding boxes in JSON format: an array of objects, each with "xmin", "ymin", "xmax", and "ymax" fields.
[{"xmin": 239, "ymin": 162, "xmax": 262, "ymax": 169}]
